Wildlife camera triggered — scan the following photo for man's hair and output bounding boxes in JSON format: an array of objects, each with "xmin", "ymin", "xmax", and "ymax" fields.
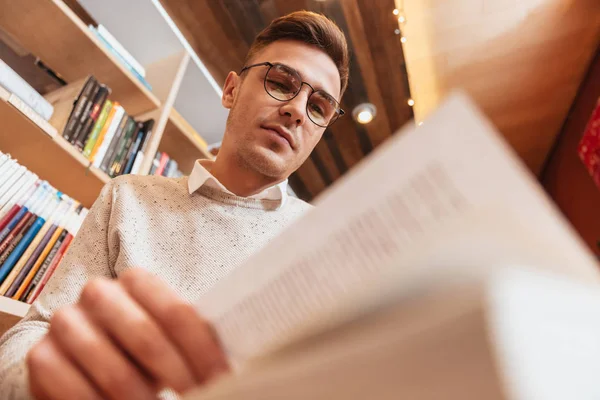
[{"xmin": 245, "ymin": 11, "xmax": 350, "ymax": 97}]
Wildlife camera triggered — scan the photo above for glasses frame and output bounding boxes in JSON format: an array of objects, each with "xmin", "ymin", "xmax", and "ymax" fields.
[{"xmin": 239, "ymin": 61, "xmax": 345, "ymax": 128}]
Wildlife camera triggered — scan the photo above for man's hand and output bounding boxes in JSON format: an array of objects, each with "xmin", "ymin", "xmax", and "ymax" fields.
[{"xmin": 26, "ymin": 268, "xmax": 229, "ymax": 400}]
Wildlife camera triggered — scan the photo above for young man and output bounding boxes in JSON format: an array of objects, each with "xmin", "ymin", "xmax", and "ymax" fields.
[{"xmin": 0, "ymin": 10, "xmax": 349, "ymax": 400}]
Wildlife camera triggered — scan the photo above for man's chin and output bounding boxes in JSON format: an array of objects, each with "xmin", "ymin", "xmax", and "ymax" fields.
[{"xmin": 240, "ymin": 145, "xmax": 291, "ymax": 178}]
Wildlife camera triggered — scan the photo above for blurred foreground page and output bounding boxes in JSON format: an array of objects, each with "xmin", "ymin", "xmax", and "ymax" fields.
[
  {"xmin": 195, "ymin": 92, "xmax": 599, "ymax": 367},
  {"xmin": 188, "ymin": 268, "xmax": 600, "ymax": 400}
]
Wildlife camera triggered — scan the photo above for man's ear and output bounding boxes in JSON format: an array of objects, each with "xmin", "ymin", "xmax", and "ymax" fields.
[{"xmin": 222, "ymin": 71, "xmax": 240, "ymax": 109}]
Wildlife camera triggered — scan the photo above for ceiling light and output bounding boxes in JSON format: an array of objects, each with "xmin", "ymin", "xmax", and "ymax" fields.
[
  {"xmin": 418, "ymin": 122, "xmax": 423, "ymax": 126},
  {"xmin": 393, "ymin": 9, "xmax": 400, "ymax": 15},
  {"xmin": 400, "ymin": 36, "xmax": 407, "ymax": 43},
  {"xmin": 352, "ymin": 103, "xmax": 377, "ymax": 124},
  {"xmin": 398, "ymin": 15, "xmax": 406, "ymax": 23},
  {"xmin": 407, "ymin": 98, "xmax": 415, "ymax": 106},
  {"xmin": 394, "ymin": 29, "xmax": 401, "ymax": 35}
]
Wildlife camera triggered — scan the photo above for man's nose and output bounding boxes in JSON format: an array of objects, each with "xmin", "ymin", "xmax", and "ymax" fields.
[{"xmin": 279, "ymin": 87, "xmax": 311, "ymax": 126}]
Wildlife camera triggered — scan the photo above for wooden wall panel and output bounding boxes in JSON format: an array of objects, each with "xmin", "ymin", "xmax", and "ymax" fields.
[
  {"xmin": 542, "ymin": 47, "xmax": 600, "ymax": 257},
  {"xmin": 399, "ymin": 0, "xmax": 600, "ymax": 173}
]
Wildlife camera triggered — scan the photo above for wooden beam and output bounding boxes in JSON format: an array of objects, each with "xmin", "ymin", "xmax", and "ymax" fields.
[
  {"xmin": 322, "ymin": 130, "xmax": 347, "ymax": 175},
  {"xmin": 294, "ymin": 155, "xmax": 327, "ymax": 199},
  {"xmin": 272, "ymin": 0, "xmax": 310, "ymax": 16},
  {"xmin": 334, "ymin": 0, "xmax": 394, "ymax": 147},
  {"xmin": 221, "ymin": 0, "xmax": 267, "ymax": 47},
  {"xmin": 357, "ymin": 0, "xmax": 414, "ymax": 132},
  {"xmin": 328, "ymin": 109, "xmax": 366, "ymax": 170},
  {"xmin": 288, "ymin": 172, "xmax": 312, "ymax": 202},
  {"xmin": 310, "ymin": 147, "xmax": 333, "ymax": 186},
  {"xmin": 159, "ymin": 0, "xmax": 244, "ymax": 85}
]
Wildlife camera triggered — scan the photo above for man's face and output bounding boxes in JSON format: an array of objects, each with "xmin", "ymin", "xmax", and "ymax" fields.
[{"xmin": 221, "ymin": 40, "xmax": 342, "ymax": 180}]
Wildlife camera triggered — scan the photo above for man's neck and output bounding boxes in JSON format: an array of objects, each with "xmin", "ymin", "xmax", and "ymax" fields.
[{"xmin": 209, "ymin": 154, "xmax": 283, "ymax": 197}]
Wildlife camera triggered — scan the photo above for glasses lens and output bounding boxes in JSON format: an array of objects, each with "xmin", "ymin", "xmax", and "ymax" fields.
[
  {"xmin": 265, "ymin": 64, "xmax": 301, "ymax": 100},
  {"xmin": 307, "ymin": 91, "xmax": 339, "ymax": 127}
]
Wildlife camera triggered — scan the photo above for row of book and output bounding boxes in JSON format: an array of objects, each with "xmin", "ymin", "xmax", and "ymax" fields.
[
  {"xmin": 62, "ymin": 75, "xmax": 155, "ymax": 178},
  {"xmin": 150, "ymin": 151, "xmax": 184, "ymax": 178},
  {"xmin": 0, "ymin": 152, "xmax": 87, "ymax": 304},
  {"xmin": 88, "ymin": 24, "xmax": 151, "ymax": 91},
  {"xmin": 0, "ymin": 58, "xmax": 54, "ymax": 121}
]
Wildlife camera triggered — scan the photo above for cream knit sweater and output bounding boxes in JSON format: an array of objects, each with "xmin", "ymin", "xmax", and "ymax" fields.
[{"xmin": 0, "ymin": 174, "xmax": 311, "ymax": 399}]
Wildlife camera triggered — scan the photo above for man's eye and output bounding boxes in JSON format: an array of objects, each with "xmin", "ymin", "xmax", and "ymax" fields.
[
  {"xmin": 267, "ymin": 80, "xmax": 292, "ymax": 92},
  {"xmin": 309, "ymin": 103, "xmax": 324, "ymax": 116}
]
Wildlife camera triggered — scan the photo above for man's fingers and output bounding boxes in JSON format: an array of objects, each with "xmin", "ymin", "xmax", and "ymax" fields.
[
  {"xmin": 120, "ymin": 269, "xmax": 230, "ymax": 383},
  {"xmin": 48, "ymin": 305, "xmax": 158, "ymax": 400},
  {"xmin": 27, "ymin": 337, "xmax": 103, "ymax": 400},
  {"xmin": 79, "ymin": 278, "xmax": 197, "ymax": 392}
]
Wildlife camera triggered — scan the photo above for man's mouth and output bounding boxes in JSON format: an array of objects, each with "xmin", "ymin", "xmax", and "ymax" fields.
[{"xmin": 261, "ymin": 124, "xmax": 296, "ymax": 149}]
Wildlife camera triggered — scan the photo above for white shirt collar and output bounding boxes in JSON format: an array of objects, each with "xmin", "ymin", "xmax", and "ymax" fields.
[{"xmin": 187, "ymin": 159, "xmax": 288, "ymax": 208}]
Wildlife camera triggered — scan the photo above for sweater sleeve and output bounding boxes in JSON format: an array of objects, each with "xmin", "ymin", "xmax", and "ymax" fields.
[{"xmin": 0, "ymin": 181, "xmax": 118, "ymax": 399}]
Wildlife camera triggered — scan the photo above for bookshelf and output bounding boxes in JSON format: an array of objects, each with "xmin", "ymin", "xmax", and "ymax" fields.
[
  {"xmin": 160, "ymin": 108, "xmax": 213, "ymax": 174},
  {"xmin": 0, "ymin": 0, "xmax": 160, "ymax": 115},
  {"xmin": 0, "ymin": 0, "xmax": 216, "ymax": 330},
  {"xmin": 0, "ymin": 88, "xmax": 109, "ymax": 209}
]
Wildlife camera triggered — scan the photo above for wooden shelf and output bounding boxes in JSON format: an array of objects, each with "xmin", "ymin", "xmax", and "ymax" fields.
[
  {"xmin": 0, "ymin": 0, "xmax": 160, "ymax": 115},
  {"xmin": 0, "ymin": 92, "xmax": 109, "ymax": 209},
  {"xmin": 158, "ymin": 108, "xmax": 213, "ymax": 175},
  {"xmin": 0, "ymin": 296, "xmax": 30, "ymax": 319},
  {"xmin": 0, "ymin": 296, "xmax": 30, "ymax": 336}
]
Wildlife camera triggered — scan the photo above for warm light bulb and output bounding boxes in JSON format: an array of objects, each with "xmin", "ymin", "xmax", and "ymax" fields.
[
  {"xmin": 352, "ymin": 103, "xmax": 377, "ymax": 124},
  {"xmin": 393, "ymin": 8, "xmax": 400, "ymax": 15},
  {"xmin": 407, "ymin": 98, "xmax": 415, "ymax": 106},
  {"xmin": 357, "ymin": 110, "xmax": 374, "ymax": 124},
  {"xmin": 418, "ymin": 122, "xmax": 423, "ymax": 126},
  {"xmin": 400, "ymin": 36, "xmax": 407, "ymax": 43},
  {"xmin": 398, "ymin": 15, "xmax": 406, "ymax": 23}
]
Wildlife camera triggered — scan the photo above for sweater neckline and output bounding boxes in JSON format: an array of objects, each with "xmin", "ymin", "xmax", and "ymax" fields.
[{"xmin": 191, "ymin": 182, "xmax": 284, "ymax": 211}]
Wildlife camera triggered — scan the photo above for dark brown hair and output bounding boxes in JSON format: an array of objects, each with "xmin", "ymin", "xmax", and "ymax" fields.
[{"xmin": 245, "ymin": 11, "xmax": 350, "ymax": 97}]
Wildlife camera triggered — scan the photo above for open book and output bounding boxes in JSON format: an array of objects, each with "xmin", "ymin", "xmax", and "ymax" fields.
[{"xmin": 187, "ymin": 93, "xmax": 600, "ymax": 399}]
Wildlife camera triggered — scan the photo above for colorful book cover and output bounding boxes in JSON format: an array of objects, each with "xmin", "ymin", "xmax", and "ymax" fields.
[
  {"xmin": 122, "ymin": 123, "xmax": 147, "ymax": 175},
  {"xmin": 0, "ymin": 189, "xmax": 54, "ymax": 282},
  {"xmin": 149, "ymin": 152, "xmax": 162, "ymax": 175},
  {"xmin": 100, "ymin": 114, "xmax": 130, "ymax": 173},
  {"xmin": 0, "ymin": 180, "xmax": 39, "ymax": 228},
  {"xmin": 155, "ymin": 152, "xmax": 170, "ymax": 176},
  {"xmin": 0, "ymin": 183, "xmax": 47, "ymax": 246},
  {"xmin": 88, "ymin": 102, "xmax": 119, "ymax": 162},
  {"xmin": 83, "ymin": 99, "xmax": 113, "ymax": 159},
  {"xmin": 578, "ymin": 99, "xmax": 600, "ymax": 190},
  {"xmin": 0, "ymin": 213, "xmax": 35, "ymax": 266},
  {"xmin": 17, "ymin": 229, "xmax": 66, "ymax": 300},
  {"xmin": 91, "ymin": 105, "xmax": 125, "ymax": 167},
  {"xmin": 73, "ymin": 84, "xmax": 111, "ymax": 151},
  {"xmin": 6, "ymin": 202, "xmax": 81, "ymax": 300},
  {"xmin": 130, "ymin": 119, "xmax": 155, "ymax": 175},
  {"xmin": 25, "ymin": 208, "xmax": 87, "ymax": 303},
  {"xmin": 0, "ymin": 196, "xmax": 64, "ymax": 296},
  {"xmin": 110, "ymin": 118, "xmax": 137, "ymax": 177},
  {"xmin": 62, "ymin": 76, "xmax": 97, "ymax": 142}
]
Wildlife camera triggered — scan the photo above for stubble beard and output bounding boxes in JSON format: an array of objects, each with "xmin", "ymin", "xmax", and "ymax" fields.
[{"xmin": 228, "ymin": 103, "xmax": 289, "ymax": 179}]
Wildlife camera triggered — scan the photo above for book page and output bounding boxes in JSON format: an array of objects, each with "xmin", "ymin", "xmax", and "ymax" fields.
[{"xmin": 196, "ymin": 92, "xmax": 599, "ymax": 367}]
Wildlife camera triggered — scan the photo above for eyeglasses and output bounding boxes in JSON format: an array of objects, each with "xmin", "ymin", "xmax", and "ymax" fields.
[{"xmin": 239, "ymin": 62, "xmax": 345, "ymax": 128}]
